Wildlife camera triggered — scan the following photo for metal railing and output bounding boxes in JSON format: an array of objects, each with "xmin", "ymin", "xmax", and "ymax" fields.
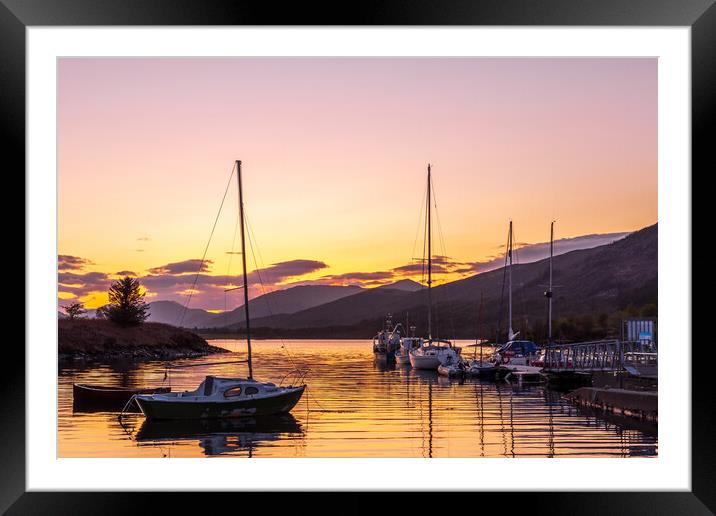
[{"xmin": 543, "ymin": 340, "xmax": 656, "ymax": 373}]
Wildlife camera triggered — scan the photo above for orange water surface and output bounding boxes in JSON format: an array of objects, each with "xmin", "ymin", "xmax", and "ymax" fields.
[{"xmin": 58, "ymin": 339, "xmax": 657, "ymax": 458}]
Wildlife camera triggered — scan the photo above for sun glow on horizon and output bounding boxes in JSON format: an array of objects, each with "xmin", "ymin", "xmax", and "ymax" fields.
[{"xmin": 58, "ymin": 57, "xmax": 656, "ymax": 310}]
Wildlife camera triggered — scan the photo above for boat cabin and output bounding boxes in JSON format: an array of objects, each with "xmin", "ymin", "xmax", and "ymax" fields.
[
  {"xmin": 159, "ymin": 376, "xmax": 281, "ymax": 402},
  {"xmin": 497, "ymin": 340, "xmax": 540, "ymax": 357}
]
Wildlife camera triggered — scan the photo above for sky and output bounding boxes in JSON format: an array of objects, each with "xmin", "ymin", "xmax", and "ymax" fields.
[{"xmin": 58, "ymin": 58, "xmax": 657, "ymax": 310}]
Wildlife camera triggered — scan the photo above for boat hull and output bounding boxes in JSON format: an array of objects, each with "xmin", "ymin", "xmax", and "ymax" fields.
[
  {"xmin": 437, "ymin": 364, "xmax": 464, "ymax": 377},
  {"xmin": 73, "ymin": 383, "xmax": 170, "ymax": 407},
  {"xmin": 409, "ymin": 354, "xmax": 441, "ymax": 370},
  {"xmin": 135, "ymin": 385, "xmax": 306, "ymax": 420},
  {"xmin": 394, "ymin": 353, "xmax": 411, "ymax": 365}
]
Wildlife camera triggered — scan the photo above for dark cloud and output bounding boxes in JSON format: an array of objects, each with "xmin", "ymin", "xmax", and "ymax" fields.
[
  {"xmin": 114, "ymin": 270, "xmax": 136, "ymax": 276},
  {"xmin": 147, "ymin": 259, "xmax": 213, "ymax": 275},
  {"xmin": 249, "ymin": 259, "xmax": 328, "ymax": 284},
  {"xmin": 392, "ymin": 261, "xmax": 450, "ymax": 275},
  {"xmin": 57, "ymin": 271, "xmax": 112, "ymax": 297},
  {"xmin": 58, "ymin": 255, "xmax": 93, "ymax": 271}
]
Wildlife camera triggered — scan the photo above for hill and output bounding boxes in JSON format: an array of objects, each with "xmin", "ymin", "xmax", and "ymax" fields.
[
  {"xmin": 377, "ymin": 279, "xmax": 424, "ymax": 292},
  {"xmin": 240, "ymin": 224, "xmax": 657, "ymax": 340},
  {"xmin": 146, "ymin": 284, "xmax": 362, "ymax": 328},
  {"xmin": 58, "ymin": 318, "xmax": 226, "ymax": 361}
]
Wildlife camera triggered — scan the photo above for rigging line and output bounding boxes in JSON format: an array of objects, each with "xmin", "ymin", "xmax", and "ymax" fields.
[
  {"xmin": 512, "ymin": 226, "xmax": 529, "ymax": 336},
  {"xmin": 243, "ymin": 210, "xmax": 302, "ymax": 373},
  {"xmin": 430, "ymin": 173, "xmax": 455, "ymax": 340},
  {"xmin": 410, "ymin": 179, "xmax": 428, "ymax": 270},
  {"xmin": 496, "ymin": 225, "xmax": 510, "ymax": 343},
  {"xmin": 178, "ymin": 162, "xmax": 236, "ymax": 327},
  {"xmin": 224, "ymin": 205, "xmax": 241, "ymax": 329}
]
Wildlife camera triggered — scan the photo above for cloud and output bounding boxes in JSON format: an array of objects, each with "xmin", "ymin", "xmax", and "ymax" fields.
[
  {"xmin": 57, "ymin": 271, "xmax": 112, "ymax": 299},
  {"xmin": 456, "ymin": 232, "xmax": 631, "ymax": 274},
  {"xmin": 100, "ymin": 258, "xmax": 331, "ymax": 309},
  {"xmin": 248, "ymin": 259, "xmax": 328, "ymax": 284},
  {"xmin": 147, "ymin": 259, "xmax": 213, "ymax": 275},
  {"xmin": 58, "ymin": 232, "xmax": 630, "ymax": 310},
  {"xmin": 58, "ymin": 255, "xmax": 93, "ymax": 271},
  {"xmin": 137, "ymin": 236, "xmax": 151, "ymax": 241}
]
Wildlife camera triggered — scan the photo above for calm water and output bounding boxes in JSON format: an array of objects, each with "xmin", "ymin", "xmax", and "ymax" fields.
[{"xmin": 58, "ymin": 339, "xmax": 657, "ymax": 458}]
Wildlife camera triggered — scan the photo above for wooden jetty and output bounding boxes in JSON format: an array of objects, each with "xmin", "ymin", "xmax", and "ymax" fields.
[{"xmin": 566, "ymin": 387, "xmax": 658, "ymax": 423}]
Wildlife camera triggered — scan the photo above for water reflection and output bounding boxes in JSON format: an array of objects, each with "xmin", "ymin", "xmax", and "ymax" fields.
[
  {"xmin": 134, "ymin": 415, "xmax": 303, "ymax": 457},
  {"xmin": 58, "ymin": 339, "xmax": 657, "ymax": 458}
]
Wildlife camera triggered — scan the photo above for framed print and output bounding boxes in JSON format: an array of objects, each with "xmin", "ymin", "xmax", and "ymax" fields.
[{"xmin": 4, "ymin": 0, "xmax": 712, "ymax": 513}]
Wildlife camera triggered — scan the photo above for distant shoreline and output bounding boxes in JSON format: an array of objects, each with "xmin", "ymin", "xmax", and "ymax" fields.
[{"xmin": 59, "ymin": 319, "xmax": 227, "ymax": 362}]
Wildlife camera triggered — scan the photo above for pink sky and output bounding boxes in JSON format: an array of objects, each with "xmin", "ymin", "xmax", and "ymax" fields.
[{"xmin": 58, "ymin": 58, "xmax": 657, "ymax": 310}]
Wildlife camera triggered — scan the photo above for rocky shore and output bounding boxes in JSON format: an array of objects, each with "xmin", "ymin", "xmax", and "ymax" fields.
[{"xmin": 58, "ymin": 319, "xmax": 227, "ymax": 362}]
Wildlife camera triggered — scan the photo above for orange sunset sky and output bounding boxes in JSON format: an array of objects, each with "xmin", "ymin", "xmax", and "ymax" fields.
[{"xmin": 58, "ymin": 57, "xmax": 657, "ymax": 311}]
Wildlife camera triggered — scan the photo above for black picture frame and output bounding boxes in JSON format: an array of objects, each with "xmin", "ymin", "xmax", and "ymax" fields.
[{"xmin": 4, "ymin": 1, "xmax": 711, "ymax": 513}]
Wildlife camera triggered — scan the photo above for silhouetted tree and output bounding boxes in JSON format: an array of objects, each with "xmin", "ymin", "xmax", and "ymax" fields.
[
  {"xmin": 104, "ymin": 276, "xmax": 150, "ymax": 326},
  {"xmin": 63, "ymin": 302, "xmax": 86, "ymax": 320}
]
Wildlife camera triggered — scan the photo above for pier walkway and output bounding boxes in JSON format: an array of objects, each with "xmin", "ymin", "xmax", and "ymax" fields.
[{"xmin": 543, "ymin": 339, "xmax": 657, "ymax": 376}]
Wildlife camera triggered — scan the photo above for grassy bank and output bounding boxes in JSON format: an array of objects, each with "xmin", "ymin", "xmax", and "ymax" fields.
[{"xmin": 59, "ymin": 319, "xmax": 227, "ymax": 361}]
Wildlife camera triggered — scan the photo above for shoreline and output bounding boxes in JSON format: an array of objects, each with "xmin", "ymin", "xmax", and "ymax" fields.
[{"xmin": 58, "ymin": 319, "xmax": 228, "ymax": 363}]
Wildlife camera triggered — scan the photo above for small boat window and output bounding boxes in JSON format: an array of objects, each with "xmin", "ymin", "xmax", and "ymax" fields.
[
  {"xmin": 223, "ymin": 386, "xmax": 242, "ymax": 398},
  {"xmin": 245, "ymin": 386, "xmax": 259, "ymax": 395}
]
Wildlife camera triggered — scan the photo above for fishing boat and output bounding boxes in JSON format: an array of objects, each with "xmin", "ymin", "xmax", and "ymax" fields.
[
  {"xmin": 135, "ymin": 160, "xmax": 306, "ymax": 420},
  {"xmin": 408, "ymin": 165, "xmax": 460, "ymax": 371},
  {"xmin": 73, "ymin": 383, "xmax": 170, "ymax": 407},
  {"xmin": 372, "ymin": 314, "xmax": 402, "ymax": 361}
]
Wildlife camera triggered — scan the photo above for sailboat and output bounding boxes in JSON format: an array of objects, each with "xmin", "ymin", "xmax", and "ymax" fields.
[
  {"xmin": 135, "ymin": 161, "xmax": 306, "ymax": 420},
  {"xmin": 492, "ymin": 221, "xmax": 542, "ymax": 378},
  {"xmin": 409, "ymin": 164, "xmax": 460, "ymax": 370}
]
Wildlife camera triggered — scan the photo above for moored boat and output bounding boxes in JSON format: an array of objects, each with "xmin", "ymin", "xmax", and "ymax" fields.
[
  {"xmin": 437, "ymin": 354, "xmax": 466, "ymax": 377},
  {"xmin": 73, "ymin": 383, "xmax": 170, "ymax": 407},
  {"xmin": 134, "ymin": 376, "xmax": 305, "ymax": 420},
  {"xmin": 372, "ymin": 314, "xmax": 401, "ymax": 361},
  {"xmin": 407, "ymin": 164, "xmax": 460, "ymax": 371},
  {"xmin": 134, "ymin": 160, "xmax": 306, "ymax": 420},
  {"xmin": 395, "ymin": 325, "xmax": 422, "ymax": 365},
  {"xmin": 410, "ymin": 339, "xmax": 460, "ymax": 370}
]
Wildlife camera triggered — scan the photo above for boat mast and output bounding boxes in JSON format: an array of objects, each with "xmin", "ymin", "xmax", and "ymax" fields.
[
  {"xmin": 427, "ymin": 164, "xmax": 432, "ymax": 341},
  {"xmin": 236, "ymin": 160, "xmax": 253, "ymax": 380},
  {"xmin": 508, "ymin": 220, "xmax": 514, "ymax": 341},
  {"xmin": 547, "ymin": 220, "xmax": 555, "ymax": 342}
]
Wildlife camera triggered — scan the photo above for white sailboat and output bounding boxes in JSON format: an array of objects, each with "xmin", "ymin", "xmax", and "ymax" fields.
[
  {"xmin": 492, "ymin": 221, "xmax": 542, "ymax": 377},
  {"xmin": 409, "ymin": 164, "xmax": 460, "ymax": 370}
]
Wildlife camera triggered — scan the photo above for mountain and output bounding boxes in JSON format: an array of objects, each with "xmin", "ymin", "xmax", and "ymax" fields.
[
  {"xmin": 243, "ymin": 224, "xmax": 657, "ymax": 338},
  {"xmin": 146, "ymin": 300, "xmax": 216, "ymax": 328},
  {"xmin": 146, "ymin": 284, "xmax": 363, "ymax": 328},
  {"xmin": 377, "ymin": 279, "xmax": 424, "ymax": 292},
  {"xmin": 213, "ymin": 284, "xmax": 362, "ymax": 327}
]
